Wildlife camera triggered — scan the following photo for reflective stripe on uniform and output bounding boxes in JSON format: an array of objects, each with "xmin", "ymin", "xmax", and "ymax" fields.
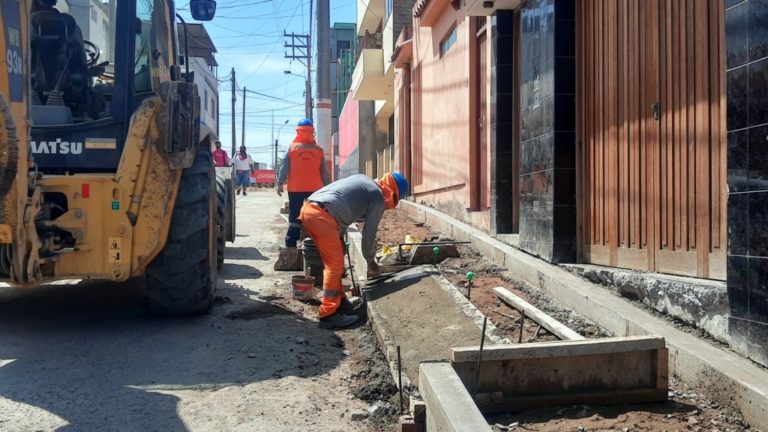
[{"xmin": 323, "ymin": 289, "xmax": 341, "ymax": 298}]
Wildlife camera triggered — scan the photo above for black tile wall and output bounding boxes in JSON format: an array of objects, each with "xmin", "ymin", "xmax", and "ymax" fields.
[
  {"xmin": 749, "ymin": 0, "xmax": 768, "ymax": 61},
  {"xmin": 749, "ymin": 58, "xmax": 768, "ymax": 126},
  {"xmin": 727, "ymin": 2, "xmax": 749, "ymax": 69},
  {"xmin": 518, "ymin": 0, "xmax": 576, "ymax": 263},
  {"xmin": 727, "ymin": 0, "xmax": 768, "ymax": 368},
  {"xmin": 728, "ymin": 129, "xmax": 749, "ymax": 192},
  {"xmin": 491, "ymin": 10, "xmax": 516, "ymax": 235},
  {"xmin": 748, "ymin": 125, "xmax": 768, "ymax": 190}
]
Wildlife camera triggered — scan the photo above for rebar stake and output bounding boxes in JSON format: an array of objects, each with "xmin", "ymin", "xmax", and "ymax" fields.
[
  {"xmin": 472, "ymin": 316, "xmax": 488, "ymax": 397},
  {"xmin": 518, "ymin": 311, "xmax": 525, "ymax": 344},
  {"xmin": 466, "ymin": 271, "xmax": 476, "ymax": 300},
  {"xmin": 397, "ymin": 345, "xmax": 404, "ymax": 415}
]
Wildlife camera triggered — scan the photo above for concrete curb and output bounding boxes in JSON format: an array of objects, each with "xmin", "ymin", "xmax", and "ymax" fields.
[{"xmin": 400, "ymin": 200, "xmax": 768, "ymax": 430}]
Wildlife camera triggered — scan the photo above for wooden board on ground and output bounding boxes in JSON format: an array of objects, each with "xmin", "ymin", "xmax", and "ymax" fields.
[
  {"xmin": 492, "ymin": 287, "xmax": 586, "ymax": 341},
  {"xmin": 451, "ymin": 336, "xmax": 668, "ymax": 413}
]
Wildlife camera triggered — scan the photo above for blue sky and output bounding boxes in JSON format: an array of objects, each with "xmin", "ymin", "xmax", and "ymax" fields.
[{"xmin": 179, "ymin": 0, "xmax": 357, "ymax": 166}]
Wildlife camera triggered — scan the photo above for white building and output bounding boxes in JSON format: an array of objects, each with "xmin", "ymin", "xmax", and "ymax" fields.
[
  {"xmin": 61, "ymin": 0, "xmax": 112, "ymax": 62},
  {"xmin": 178, "ymin": 23, "xmax": 219, "ymax": 142}
]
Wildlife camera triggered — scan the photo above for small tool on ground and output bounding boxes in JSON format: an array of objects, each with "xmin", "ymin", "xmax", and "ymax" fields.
[{"xmin": 365, "ymin": 265, "xmax": 421, "ymax": 285}]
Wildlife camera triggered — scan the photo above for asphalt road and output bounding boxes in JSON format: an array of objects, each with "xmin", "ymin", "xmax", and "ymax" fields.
[{"xmin": 0, "ymin": 190, "xmax": 377, "ymax": 432}]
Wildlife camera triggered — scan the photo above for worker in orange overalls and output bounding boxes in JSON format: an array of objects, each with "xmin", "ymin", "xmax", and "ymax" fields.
[
  {"xmin": 276, "ymin": 119, "xmax": 330, "ymax": 255},
  {"xmin": 299, "ymin": 172, "xmax": 409, "ymax": 329}
]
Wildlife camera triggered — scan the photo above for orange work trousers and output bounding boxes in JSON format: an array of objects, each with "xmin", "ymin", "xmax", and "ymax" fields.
[{"xmin": 298, "ymin": 202, "xmax": 346, "ymax": 318}]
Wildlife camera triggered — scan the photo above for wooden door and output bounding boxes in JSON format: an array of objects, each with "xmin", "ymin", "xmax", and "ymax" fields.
[{"xmin": 578, "ymin": 0, "xmax": 726, "ymax": 279}]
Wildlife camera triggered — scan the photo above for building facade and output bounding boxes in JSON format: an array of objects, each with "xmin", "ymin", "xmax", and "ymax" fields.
[
  {"xmin": 342, "ymin": 0, "xmax": 416, "ymax": 179},
  {"xmin": 393, "ymin": 0, "xmax": 768, "ymax": 368},
  {"xmin": 178, "ymin": 23, "xmax": 219, "ymax": 142},
  {"xmin": 330, "ymin": 23, "xmax": 357, "ymax": 180}
]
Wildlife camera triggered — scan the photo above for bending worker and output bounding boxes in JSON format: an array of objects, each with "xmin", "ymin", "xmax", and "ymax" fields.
[
  {"xmin": 299, "ymin": 172, "xmax": 409, "ymax": 329},
  {"xmin": 277, "ymin": 119, "xmax": 330, "ymax": 251}
]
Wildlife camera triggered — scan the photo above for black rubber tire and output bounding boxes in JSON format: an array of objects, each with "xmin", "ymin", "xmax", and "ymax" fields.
[
  {"xmin": 145, "ymin": 147, "xmax": 217, "ymax": 316},
  {"xmin": 215, "ymin": 174, "xmax": 226, "ymax": 270}
]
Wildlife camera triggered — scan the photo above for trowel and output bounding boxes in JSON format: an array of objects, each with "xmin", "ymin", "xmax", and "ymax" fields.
[{"xmin": 365, "ymin": 265, "xmax": 422, "ymax": 285}]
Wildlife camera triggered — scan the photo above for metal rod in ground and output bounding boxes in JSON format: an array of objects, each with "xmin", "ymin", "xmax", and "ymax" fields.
[
  {"xmin": 518, "ymin": 311, "xmax": 525, "ymax": 343},
  {"xmin": 472, "ymin": 317, "xmax": 488, "ymax": 397},
  {"xmin": 344, "ymin": 244, "xmax": 360, "ymax": 296},
  {"xmin": 397, "ymin": 345, "xmax": 404, "ymax": 415}
]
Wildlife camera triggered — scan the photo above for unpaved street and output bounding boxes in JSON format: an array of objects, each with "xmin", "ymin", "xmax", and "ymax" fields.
[{"xmin": 0, "ymin": 191, "xmax": 395, "ymax": 432}]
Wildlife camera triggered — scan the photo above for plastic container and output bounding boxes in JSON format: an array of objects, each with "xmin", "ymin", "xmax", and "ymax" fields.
[
  {"xmin": 291, "ymin": 275, "xmax": 316, "ymax": 301},
  {"xmin": 301, "ymin": 238, "xmax": 324, "ymax": 287}
]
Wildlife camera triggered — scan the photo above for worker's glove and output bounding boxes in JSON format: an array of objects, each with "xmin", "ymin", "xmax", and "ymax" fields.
[
  {"xmin": 366, "ymin": 259, "xmax": 380, "ymax": 278},
  {"xmin": 276, "ymin": 184, "xmax": 284, "ymax": 196}
]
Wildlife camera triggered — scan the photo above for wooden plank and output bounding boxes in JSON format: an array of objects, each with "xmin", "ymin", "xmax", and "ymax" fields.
[
  {"xmin": 451, "ymin": 335, "xmax": 666, "ymax": 363},
  {"xmin": 607, "ymin": 0, "xmax": 618, "ymax": 266},
  {"xmin": 694, "ymin": 0, "xmax": 710, "ymax": 278},
  {"xmin": 492, "ymin": 287, "xmax": 586, "ymax": 341}
]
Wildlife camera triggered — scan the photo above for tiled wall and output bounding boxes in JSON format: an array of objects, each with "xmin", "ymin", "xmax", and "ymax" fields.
[
  {"xmin": 726, "ymin": 0, "xmax": 768, "ymax": 367},
  {"xmin": 518, "ymin": 0, "xmax": 577, "ymax": 263},
  {"xmin": 490, "ymin": 11, "xmax": 516, "ymax": 235}
]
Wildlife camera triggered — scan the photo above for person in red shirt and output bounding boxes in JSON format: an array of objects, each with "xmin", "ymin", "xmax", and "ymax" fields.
[{"xmin": 211, "ymin": 140, "xmax": 229, "ymax": 167}]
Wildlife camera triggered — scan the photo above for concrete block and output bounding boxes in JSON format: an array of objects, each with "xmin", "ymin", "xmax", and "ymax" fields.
[
  {"xmin": 409, "ymin": 397, "xmax": 426, "ymax": 423},
  {"xmin": 419, "ymin": 363, "xmax": 492, "ymax": 432},
  {"xmin": 399, "ymin": 415, "xmax": 424, "ymax": 432}
]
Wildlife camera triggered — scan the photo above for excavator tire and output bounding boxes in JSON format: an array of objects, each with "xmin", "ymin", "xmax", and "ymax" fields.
[
  {"xmin": 215, "ymin": 174, "xmax": 226, "ymax": 270},
  {"xmin": 146, "ymin": 147, "xmax": 217, "ymax": 315}
]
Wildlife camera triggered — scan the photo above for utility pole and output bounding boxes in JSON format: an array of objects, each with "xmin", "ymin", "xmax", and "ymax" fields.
[
  {"xmin": 230, "ymin": 68, "xmax": 236, "ymax": 156},
  {"xmin": 284, "ymin": 32, "xmax": 312, "ymax": 120},
  {"xmin": 241, "ymin": 86, "xmax": 246, "ymax": 151},
  {"xmin": 315, "ymin": 0, "xmax": 332, "ymax": 172}
]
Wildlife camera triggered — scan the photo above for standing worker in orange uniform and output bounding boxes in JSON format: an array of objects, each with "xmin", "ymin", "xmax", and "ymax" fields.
[
  {"xmin": 275, "ymin": 119, "xmax": 330, "ymax": 268},
  {"xmin": 299, "ymin": 172, "xmax": 409, "ymax": 329}
]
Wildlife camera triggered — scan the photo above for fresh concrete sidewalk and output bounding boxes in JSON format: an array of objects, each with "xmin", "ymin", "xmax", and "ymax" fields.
[
  {"xmin": 396, "ymin": 199, "xmax": 768, "ymax": 430},
  {"xmin": 346, "ymin": 229, "xmax": 506, "ymax": 392}
]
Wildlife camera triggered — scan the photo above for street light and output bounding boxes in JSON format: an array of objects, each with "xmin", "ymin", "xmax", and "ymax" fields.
[
  {"xmin": 284, "ymin": 70, "xmax": 312, "ymax": 120},
  {"xmin": 274, "ymin": 119, "xmax": 289, "ymax": 170}
]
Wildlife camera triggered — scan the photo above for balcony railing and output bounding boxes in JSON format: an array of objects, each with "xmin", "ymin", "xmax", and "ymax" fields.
[{"xmin": 356, "ymin": 31, "xmax": 383, "ymax": 62}]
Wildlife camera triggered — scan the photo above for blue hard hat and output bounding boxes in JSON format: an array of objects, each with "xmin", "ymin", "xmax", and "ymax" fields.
[
  {"xmin": 392, "ymin": 172, "xmax": 409, "ymax": 199},
  {"xmin": 297, "ymin": 118, "xmax": 313, "ymax": 127}
]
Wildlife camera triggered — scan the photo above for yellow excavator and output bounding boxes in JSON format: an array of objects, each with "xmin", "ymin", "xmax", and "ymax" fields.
[{"xmin": 0, "ymin": 0, "xmax": 233, "ymax": 314}]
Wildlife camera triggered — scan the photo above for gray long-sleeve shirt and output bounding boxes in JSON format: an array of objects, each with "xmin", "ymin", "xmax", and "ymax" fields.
[{"xmin": 307, "ymin": 174, "xmax": 385, "ymax": 262}]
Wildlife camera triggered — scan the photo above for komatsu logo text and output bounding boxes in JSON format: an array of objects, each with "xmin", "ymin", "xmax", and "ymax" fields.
[{"xmin": 31, "ymin": 139, "xmax": 83, "ymax": 155}]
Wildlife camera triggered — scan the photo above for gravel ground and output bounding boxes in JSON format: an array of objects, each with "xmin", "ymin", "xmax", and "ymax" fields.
[{"xmin": 0, "ymin": 190, "xmax": 397, "ymax": 432}]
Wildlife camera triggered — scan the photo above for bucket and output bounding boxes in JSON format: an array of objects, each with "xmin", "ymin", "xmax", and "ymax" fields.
[
  {"xmin": 301, "ymin": 238, "xmax": 324, "ymax": 287},
  {"xmin": 291, "ymin": 274, "xmax": 316, "ymax": 301}
]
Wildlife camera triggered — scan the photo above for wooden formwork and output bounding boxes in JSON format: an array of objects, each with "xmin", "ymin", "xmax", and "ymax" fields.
[{"xmin": 450, "ymin": 336, "xmax": 668, "ymax": 414}]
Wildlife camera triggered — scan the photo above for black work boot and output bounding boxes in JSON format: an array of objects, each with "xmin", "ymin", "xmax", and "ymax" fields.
[
  {"xmin": 338, "ymin": 296, "xmax": 363, "ymax": 314},
  {"xmin": 319, "ymin": 312, "xmax": 359, "ymax": 329}
]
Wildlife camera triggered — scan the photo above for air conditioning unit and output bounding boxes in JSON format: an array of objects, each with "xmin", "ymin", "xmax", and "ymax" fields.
[{"xmin": 461, "ymin": 0, "xmax": 522, "ymax": 16}]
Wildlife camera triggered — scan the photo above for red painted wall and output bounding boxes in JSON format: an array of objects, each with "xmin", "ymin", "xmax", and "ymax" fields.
[{"xmin": 338, "ymin": 93, "xmax": 359, "ymax": 168}]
